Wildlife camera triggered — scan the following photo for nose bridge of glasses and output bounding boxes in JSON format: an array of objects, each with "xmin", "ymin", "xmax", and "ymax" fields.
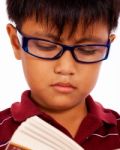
[
  {"xmin": 60, "ymin": 44, "xmax": 75, "ymax": 57},
  {"xmin": 63, "ymin": 44, "xmax": 75, "ymax": 51},
  {"xmin": 53, "ymin": 44, "xmax": 76, "ymax": 61},
  {"xmin": 58, "ymin": 44, "xmax": 75, "ymax": 59}
]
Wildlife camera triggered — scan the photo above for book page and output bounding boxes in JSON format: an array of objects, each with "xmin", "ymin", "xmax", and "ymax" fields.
[{"xmin": 6, "ymin": 116, "xmax": 84, "ymax": 150}]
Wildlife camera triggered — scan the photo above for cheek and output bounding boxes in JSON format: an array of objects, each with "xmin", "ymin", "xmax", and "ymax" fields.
[
  {"xmin": 78, "ymin": 64, "xmax": 101, "ymax": 94},
  {"xmin": 21, "ymin": 56, "xmax": 51, "ymax": 89}
]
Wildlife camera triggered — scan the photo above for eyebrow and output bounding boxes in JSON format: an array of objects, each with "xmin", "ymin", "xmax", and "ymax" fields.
[
  {"xmin": 29, "ymin": 32, "xmax": 60, "ymax": 41},
  {"xmin": 22, "ymin": 31, "xmax": 108, "ymax": 44},
  {"xmin": 75, "ymin": 37, "xmax": 108, "ymax": 44}
]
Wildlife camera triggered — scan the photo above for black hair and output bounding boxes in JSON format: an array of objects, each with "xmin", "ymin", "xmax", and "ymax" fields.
[{"xmin": 6, "ymin": 0, "xmax": 120, "ymax": 36}]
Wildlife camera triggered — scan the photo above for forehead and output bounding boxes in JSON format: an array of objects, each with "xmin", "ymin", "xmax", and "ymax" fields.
[{"xmin": 21, "ymin": 18, "xmax": 109, "ymax": 42}]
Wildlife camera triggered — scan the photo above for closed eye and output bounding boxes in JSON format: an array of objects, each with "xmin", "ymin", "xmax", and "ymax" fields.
[
  {"xmin": 29, "ymin": 40, "xmax": 58, "ymax": 51},
  {"xmin": 36, "ymin": 44, "xmax": 57, "ymax": 50},
  {"xmin": 76, "ymin": 47, "xmax": 97, "ymax": 55}
]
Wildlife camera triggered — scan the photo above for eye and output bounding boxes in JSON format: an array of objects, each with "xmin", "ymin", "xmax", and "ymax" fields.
[
  {"xmin": 28, "ymin": 40, "xmax": 58, "ymax": 51},
  {"xmin": 76, "ymin": 46, "xmax": 97, "ymax": 55},
  {"xmin": 35, "ymin": 41, "xmax": 57, "ymax": 50},
  {"xmin": 36, "ymin": 43, "xmax": 57, "ymax": 50}
]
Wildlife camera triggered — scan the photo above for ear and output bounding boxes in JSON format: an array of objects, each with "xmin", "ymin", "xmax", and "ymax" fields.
[
  {"xmin": 109, "ymin": 34, "xmax": 116, "ymax": 43},
  {"xmin": 6, "ymin": 24, "xmax": 22, "ymax": 60}
]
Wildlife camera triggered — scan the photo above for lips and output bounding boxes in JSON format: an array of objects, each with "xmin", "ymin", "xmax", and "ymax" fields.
[{"xmin": 51, "ymin": 82, "xmax": 76, "ymax": 93}]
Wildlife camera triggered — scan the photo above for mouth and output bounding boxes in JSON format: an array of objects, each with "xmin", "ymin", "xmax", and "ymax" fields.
[{"xmin": 51, "ymin": 82, "xmax": 77, "ymax": 93}]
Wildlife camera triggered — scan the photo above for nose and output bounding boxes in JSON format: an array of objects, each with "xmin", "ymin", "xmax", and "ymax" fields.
[{"xmin": 54, "ymin": 51, "xmax": 76, "ymax": 76}]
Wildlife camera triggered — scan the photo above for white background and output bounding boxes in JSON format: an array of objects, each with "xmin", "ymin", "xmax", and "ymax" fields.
[{"xmin": 0, "ymin": 1, "xmax": 120, "ymax": 112}]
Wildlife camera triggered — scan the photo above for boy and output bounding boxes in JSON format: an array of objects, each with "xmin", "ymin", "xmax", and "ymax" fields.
[{"xmin": 0, "ymin": 0, "xmax": 120, "ymax": 149}]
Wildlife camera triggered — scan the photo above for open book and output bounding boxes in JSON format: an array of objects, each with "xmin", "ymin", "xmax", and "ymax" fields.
[{"xmin": 6, "ymin": 116, "xmax": 84, "ymax": 150}]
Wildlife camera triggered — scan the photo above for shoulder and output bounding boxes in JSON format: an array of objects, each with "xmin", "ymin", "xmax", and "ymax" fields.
[
  {"xmin": 97, "ymin": 102, "xmax": 120, "ymax": 135},
  {"xmin": 0, "ymin": 108, "xmax": 20, "ymax": 149},
  {"xmin": 89, "ymin": 97, "xmax": 120, "ymax": 135},
  {"xmin": 97, "ymin": 101, "xmax": 120, "ymax": 126},
  {"xmin": 109, "ymin": 109, "xmax": 120, "ymax": 132},
  {"xmin": 109, "ymin": 109, "xmax": 120, "ymax": 119},
  {"xmin": 0, "ymin": 108, "xmax": 12, "ymax": 122},
  {"xmin": 85, "ymin": 98, "xmax": 120, "ymax": 148}
]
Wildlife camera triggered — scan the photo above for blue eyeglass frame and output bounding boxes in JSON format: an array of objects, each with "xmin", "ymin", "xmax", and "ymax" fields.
[{"xmin": 17, "ymin": 29, "xmax": 111, "ymax": 64}]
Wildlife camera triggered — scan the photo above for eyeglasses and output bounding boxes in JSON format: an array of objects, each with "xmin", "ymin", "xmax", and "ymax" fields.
[{"xmin": 17, "ymin": 29, "xmax": 111, "ymax": 64}]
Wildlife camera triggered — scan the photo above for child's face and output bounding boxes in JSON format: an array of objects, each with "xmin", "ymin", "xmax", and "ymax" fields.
[{"xmin": 7, "ymin": 19, "xmax": 114, "ymax": 112}]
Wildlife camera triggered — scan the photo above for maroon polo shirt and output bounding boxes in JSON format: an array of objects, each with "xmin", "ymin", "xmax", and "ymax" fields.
[{"xmin": 0, "ymin": 90, "xmax": 120, "ymax": 150}]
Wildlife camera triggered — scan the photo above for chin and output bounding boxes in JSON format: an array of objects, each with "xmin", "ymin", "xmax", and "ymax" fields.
[{"xmin": 43, "ymin": 100, "xmax": 79, "ymax": 112}]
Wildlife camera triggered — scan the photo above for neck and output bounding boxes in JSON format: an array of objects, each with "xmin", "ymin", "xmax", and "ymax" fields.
[{"xmin": 41, "ymin": 100, "xmax": 87, "ymax": 137}]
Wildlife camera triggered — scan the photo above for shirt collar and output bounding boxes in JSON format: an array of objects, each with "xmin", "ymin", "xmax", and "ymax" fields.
[
  {"xmin": 11, "ymin": 90, "xmax": 117, "ymax": 125},
  {"xmin": 11, "ymin": 90, "xmax": 41, "ymax": 122},
  {"xmin": 86, "ymin": 95, "xmax": 117, "ymax": 125}
]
